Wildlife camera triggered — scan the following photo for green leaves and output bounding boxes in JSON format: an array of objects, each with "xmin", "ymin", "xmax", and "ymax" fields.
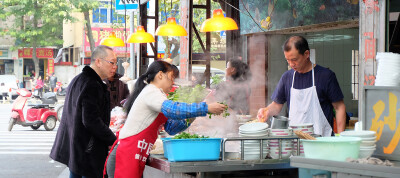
[
  {"xmin": 2, "ymin": 0, "xmax": 75, "ymax": 48},
  {"xmin": 173, "ymin": 132, "xmax": 209, "ymax": 139}
]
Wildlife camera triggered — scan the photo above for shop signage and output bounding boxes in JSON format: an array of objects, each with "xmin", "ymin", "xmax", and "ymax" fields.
[
  {"xmin": 364, "ymin": 87, "xmax": 400, "ymax": 161},
  {"xmin": 83, "ymin": 27, "xmax": 132, "ymax": 54},
  {"xmin": 48, "ymin": 58, "xmax": 54, "ymax": 74},
  {"xmin": 0, "ymin": 49, "xmax": 9, "ymax": 59},
  {"xmin": 18, "ymin": 48, "xmax": 54, "ymax": 58},
  {"xmin": 115, "ymin": 0, "xmax": 138, "ymax": 10}
]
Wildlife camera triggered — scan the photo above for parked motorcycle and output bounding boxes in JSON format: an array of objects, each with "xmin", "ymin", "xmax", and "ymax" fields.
[
  {"xmin": 55, "ymin": 82, "xmax": 67, "ymax": 96},
  {"xmin": 8, "ymin": 88, "xmax": 58, "ymax": 131}
]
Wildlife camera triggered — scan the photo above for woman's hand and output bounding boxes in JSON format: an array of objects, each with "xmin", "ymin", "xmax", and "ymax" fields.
[{"xmin": 207, "ymin": 103, "xmax": 227, "ymax": 115}]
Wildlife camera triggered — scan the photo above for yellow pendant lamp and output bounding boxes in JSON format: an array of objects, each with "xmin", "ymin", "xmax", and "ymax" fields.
[
  {"xmin": 127, "ymin": 26, "xmax": 155, "ymax": 43},
  {"xmin": 200, "ymin": 9, "xmax": 238, "ymax": 32},
  {"xmin": 99, "ymin": 32, "xmax": 125, "ymax": 47},
  {"xmin": 155, "ymin": 17, "xmax": 187, "ymax": 36}
]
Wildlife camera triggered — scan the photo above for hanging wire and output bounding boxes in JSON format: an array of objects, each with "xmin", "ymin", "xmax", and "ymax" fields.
[
  {"xmin": 124, "ymin": 0, "xmax": 127, "ymax": 62},
  {"xmin": 239, "ymin": 0, "xmax": 266, "ymax": 32},
  {"xmin": 164, "ymin": 0, "xmax": 166, "ymax": 22}
]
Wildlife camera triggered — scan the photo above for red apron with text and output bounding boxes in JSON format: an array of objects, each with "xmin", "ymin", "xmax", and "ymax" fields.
[{"xmin": 114, "ymin": 113, "xmax": 168, "ymax": 178}]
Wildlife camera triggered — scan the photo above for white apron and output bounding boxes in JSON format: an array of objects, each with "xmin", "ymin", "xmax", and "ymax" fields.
[{"xmin": 288, "ymin": 65, "xmax": 332, "ymax": 137}]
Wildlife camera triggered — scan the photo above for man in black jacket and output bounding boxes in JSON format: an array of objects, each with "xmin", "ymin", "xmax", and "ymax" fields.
[{"xmin": 50, "ymin": 45, "xmax": 117, "ymax": 178}]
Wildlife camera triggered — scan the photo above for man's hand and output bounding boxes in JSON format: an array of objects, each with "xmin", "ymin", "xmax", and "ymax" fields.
[
  {"xmin": 257, "ymin": 108, "xmax": 269, "ymax": 122},
  {"xmin": 207, "ymin": 103, "xmax": 227, "ymax": 115}
]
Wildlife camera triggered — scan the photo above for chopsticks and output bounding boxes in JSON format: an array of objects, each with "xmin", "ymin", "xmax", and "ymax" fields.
[{"xmin": 294, "ymin": 130, "xmax": 316, "ymax": 140}]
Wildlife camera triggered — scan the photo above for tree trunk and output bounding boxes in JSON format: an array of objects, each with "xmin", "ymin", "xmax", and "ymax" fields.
[
  {"xmin": 33, "ymin": 0, "xmax": 39, "ymax": 79},
  {"xmin": 84, "ymin": 11, "xmax": 95, "ymax": 52}
]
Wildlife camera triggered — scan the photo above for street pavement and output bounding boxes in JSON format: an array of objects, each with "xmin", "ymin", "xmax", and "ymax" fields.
[{"xmin": 0, "ymin": 102, "xmax": 68, "ymax": 177}]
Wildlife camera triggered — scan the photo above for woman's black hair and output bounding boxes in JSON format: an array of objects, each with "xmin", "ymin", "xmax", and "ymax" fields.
[
  {"xmin": 229, "ymin": 58, "xmax": 252, "ymax": 82},
  {"xmin": 124, "ymin": 60, "xmax": 177, "ymax": 113}
]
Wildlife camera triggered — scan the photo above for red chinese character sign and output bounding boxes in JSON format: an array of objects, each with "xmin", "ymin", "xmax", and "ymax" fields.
[
  {"xmin": 18, "ymin": 48, "xmax": 54, "ymax": 58},
  {"xmin": 364, "ymin": 32, "xmax": 376, "ymax": 62},
  {"xmin": 83, "ymin": 27, "xmax": 131, "ymax": 54},
  {"xmin": 48, "ymin": 58, "xmax": 54, "ymax": 74},
  {"xmin": 363, "ymin": 0, "xmax": 380, "ymax": 14}
]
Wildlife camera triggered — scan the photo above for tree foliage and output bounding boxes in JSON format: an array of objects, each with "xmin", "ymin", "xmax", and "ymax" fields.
[
  {"xmin": 1, "ymin": 0, "xmax": 75, "ymax": 48},
  {"xmin": 1, "ymin": 0, "xmax": 75, "ymax": 77}
]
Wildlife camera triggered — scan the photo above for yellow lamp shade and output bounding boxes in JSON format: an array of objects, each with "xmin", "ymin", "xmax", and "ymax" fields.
[
  {"xmin": 100, "ymin": 32, "xmax": 125, "ymax": 47},
  {"xmin": 127, "ymin": 26, "xmax": 155, "ymax": 43},
  {"xmin": 155, "ymin": 17, "xmax": 188, "ymax": 36},
  {"xmin": 200, "ymin": 9, "xmax": 239, "ymax": 32}
]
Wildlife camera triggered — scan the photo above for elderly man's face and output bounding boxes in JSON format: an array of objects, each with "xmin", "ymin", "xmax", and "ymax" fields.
[
  {"xmin": 284, "ymin": 48, "xmax": 310, "ymax": 73},
  {"xmin": 99, "ymin": 50, "xmax": 118, "ymax": 79}
]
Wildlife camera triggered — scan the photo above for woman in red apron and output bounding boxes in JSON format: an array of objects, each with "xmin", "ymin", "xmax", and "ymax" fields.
[{"xmin": 106, "ymin": 61, "xmax": 226, "ymax": 178}]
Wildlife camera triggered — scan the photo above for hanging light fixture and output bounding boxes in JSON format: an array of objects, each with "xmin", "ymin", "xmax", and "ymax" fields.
[
  {"xmin": 99, "ymin": 31, "xmax": 125, "ymax": 47},
  {"xmin": 127, "ymin": 26, "xmax": 155, "ymax": 43},
  {"xmin": 155, "ymin": 17, "xmax": 187, "ymax": 36},
  {"xmin": 99, "ymin": 0, "xmax": 124, "ymax": 47},
  {"xmin": 200, "ymin": 9, "xmax": 238, "ymax": 32}
]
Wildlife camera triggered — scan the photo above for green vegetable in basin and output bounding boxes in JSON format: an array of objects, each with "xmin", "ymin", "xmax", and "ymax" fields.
[{"xmin": 173, "ymin": 132, "xmax": 209, "ymax": 139}]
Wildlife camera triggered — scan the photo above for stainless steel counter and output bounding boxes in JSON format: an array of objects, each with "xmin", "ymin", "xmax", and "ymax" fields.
[
  {"xmin": 290, "ymin": 156, "xmax": 400, "ymax": 178},
  {"xmin": 147, "ymin": 154, "xmax": 293, "ymax": 173}
]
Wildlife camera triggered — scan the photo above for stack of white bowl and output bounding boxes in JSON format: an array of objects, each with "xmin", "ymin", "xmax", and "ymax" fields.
[
  {"xmin": 375, "ymin": 52, "xmax": 400, "ymax": 86},
  {"xmin": 238, "ymin": 123, "xmax": 269, "ymax": 160},
  {"xmin": 289, "ymin": 123, "xmax": 314, "ymax": 156},
  {"xmin": 340, "ymin": 130, "xmax": 377, "ymax": 158},
  {"xmin": 268, "ymin": 128, "xmax": 293, "ymax": 159}
]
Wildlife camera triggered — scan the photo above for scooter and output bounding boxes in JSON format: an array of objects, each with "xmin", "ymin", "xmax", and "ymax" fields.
[
  {"xmin": 8, "ymin": 88, "xmax": 58, "ymax": 131},
  {"xmin": 55, "ymin": 82, "xmax": 67, "ymax": 96}
]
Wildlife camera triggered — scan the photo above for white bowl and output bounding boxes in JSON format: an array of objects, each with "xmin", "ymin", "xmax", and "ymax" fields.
[
  {"xmin": 270, "ymin": 150, "xmax": 292, "ymax": 159},
  {"xmin": 239, "ymin": 128, "xmax": 269, "ymax": 134},
  {"xmin": 289, "ymin": 123, "xmax": 313, "ymax": 128},
  {"xmin": 270, "ymin": 128, "xmax": 293, "ymax": 133},
  {"xmin": 361, "ymin": 136, "xmax": 377, "ymax": 141},
  {"xmin": 340, "ymin": 131, "xmax": 376, "ymax": 138},
  {"xmin": 291, "ymin": 127, "xmax": 314, "ymax": 133},
  {"xmin": 270, "ymin": 132, "xmax": 294, "ymax": 136},
  {"xmin": 361, "ymin": 140, "xmax": 376, "ymax": 146},
  {"xmin": 359, "ymin": 149, "xmax": 375, "ymax": 158},
  {"xmin": 360, "ymin": 145, "xmax": 376, "ymax": 149},
  {"xmin": 239, "ymin": 123, "xmax": 268, "ymax": 132}
]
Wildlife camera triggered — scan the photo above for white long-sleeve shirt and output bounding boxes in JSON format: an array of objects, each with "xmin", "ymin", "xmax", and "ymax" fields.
[{"xmin": 119, "ymin": 84, "xmax": 167, "ymax": 139}]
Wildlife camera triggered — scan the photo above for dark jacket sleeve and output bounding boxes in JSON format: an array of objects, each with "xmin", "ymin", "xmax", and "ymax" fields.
[{"xmin": 81, "ymin": 82, "xmax": 116, "ymax": 146}]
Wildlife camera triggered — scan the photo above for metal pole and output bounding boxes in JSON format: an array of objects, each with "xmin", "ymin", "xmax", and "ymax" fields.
[{"xmin": 130, "ymin": 11, "xmax": 135, "ymax": 79}]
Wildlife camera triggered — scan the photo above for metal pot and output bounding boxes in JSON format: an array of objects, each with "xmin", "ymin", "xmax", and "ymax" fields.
[{"xmin": 270, "ymin": 116, "xmax": 289, "ymax": 129}]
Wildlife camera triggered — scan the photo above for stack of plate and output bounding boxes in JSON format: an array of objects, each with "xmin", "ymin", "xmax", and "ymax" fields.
[
  {"xmin": 375, "ymin": 52, "xmax": 400, "ymax": 86},
  {"xmin": 289, "ymin": 123, "xmax": 314, "ymax": 156},
  {"xmin": 340, "ymin": 130, "xmax": 377, "ymax": 158},
  {"xmin": 239, "ymin": 123, "xmax": 269, "ymax": 160},
  {"xmin": 268, "ymin": 128, "xmax": 293, "ymax": 159}
]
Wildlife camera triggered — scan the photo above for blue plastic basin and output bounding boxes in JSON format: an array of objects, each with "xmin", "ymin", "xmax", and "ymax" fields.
[
  {"xmin": 160, "ymin": 137, "xmax": 171, "ymax": 158},
  {"xmin": 163, "ymin": 138, "xmax": 222, "ymax": 162}
]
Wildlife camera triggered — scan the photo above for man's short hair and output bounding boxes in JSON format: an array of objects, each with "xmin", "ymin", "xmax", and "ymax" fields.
[
  {"xmin": 282, "ymin": 36, "xmax": 310, "ymax": 55},
  {"xmin": 91, "ymin": 45, "xmax": 113, "ymax": 63}
]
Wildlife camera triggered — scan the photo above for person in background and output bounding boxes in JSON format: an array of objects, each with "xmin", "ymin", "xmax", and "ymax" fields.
[
  {"xmin": 50, "ymin": 73, "xmax": 57, "ymax": 93},
  {"xmin": 104, "ymin": 72, "xmax": 130, "ymax": 111},
  {"xmin": 35, "ymin": 76, "xmax": 44, "ymax": 98},
  {"xmin": 50, "ymin": 45, "xmax": 117, "ymax": 178},
  {"xmin": 0, "ymin": 83, "xmax": 7, "ymax": 101},
  {"xmin": 214, "ymin": 58, "xmax": 252, "ymax": 115},
  {"xmin": 44, "ymin": 75, "xmax": 50, "ymax": 92},
  {"xmin": 105, "ymin": 60, "xmax": 226, "ymax": 178},
  {"xmin": 257, "ymin": 36, "xmax": 346, "ymax": 136}
]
